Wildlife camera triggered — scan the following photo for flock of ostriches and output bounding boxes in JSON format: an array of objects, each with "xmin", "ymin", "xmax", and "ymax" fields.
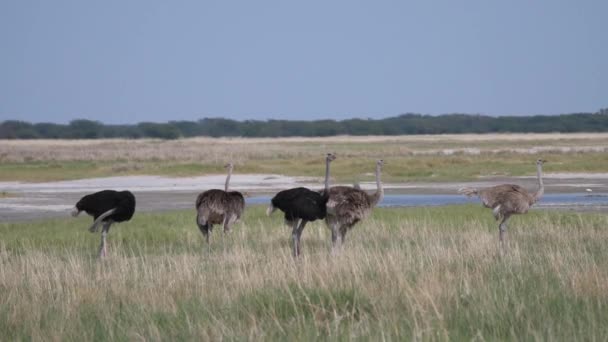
[{"xmin": 72, "ymin": 154, "xmax": 546, "ymax": 258}]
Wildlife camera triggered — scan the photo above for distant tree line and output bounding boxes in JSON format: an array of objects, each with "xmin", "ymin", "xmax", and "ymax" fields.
[{"xmin": 1, "ymin": 110, "xmax": 608, "ymax": 139}]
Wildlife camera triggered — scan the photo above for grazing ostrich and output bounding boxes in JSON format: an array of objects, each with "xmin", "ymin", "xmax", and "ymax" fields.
[
  {"xmin": 325, "ymin": 159, "xmax": 385, "ymax": 250},
  {"xmin": 458, "ymin": 159, "xmax": 546, "ymax": 248},
  {"xmin": 266, "ymin": 153, "xmax": 337, "ymax": 257},
  {"xmin": 71, "ymin": 190, "xmax": 136, "ymax": 258},
  {"xmin": 195, "ymin": 163, "xmax": 245, "ymax": 243}
]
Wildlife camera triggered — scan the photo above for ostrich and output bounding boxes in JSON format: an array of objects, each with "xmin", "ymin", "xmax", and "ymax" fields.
[
  {"xmin": 458, "ymin": 159, "xmax": 546, "ymax": 248},
  {"xmin": 195, "ymin": 163, "xmax": 245, "ymax": 243},
  {"xmin": 325, "ymin": 159, "xmax": 385, "ymax": 250},
  {"xmin": 71, "ymin": 190, "xmax": 136, "ymax": 258},
  {"xmin": 266, "ymin": 153, "xmax": 337, "ymax": 257}
]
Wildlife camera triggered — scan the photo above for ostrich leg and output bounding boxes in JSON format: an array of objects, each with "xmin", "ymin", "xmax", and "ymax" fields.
[
  {"xmin": 330, "ymin": 222, "xmax": 342, "ymax": 253},
  {"xmin": 223, "ymin": 215, "xmax": 230, "ymax": 233},
  {"xmin": 98, "ymin": 221, "xmax": 113, "ymax": 258},
  {"xmin": 498, "ymin": 215, "xmax": 511, "ymax": 253},
  {"xmin": 291, "ymin": 219, "xmax": 302, "ymax": 257},
  {"xmin": 339, "ymin": 226, "xmax": 348, "ymax": 244},
  {"xmin": 223, "ymin": 213, "xmax": 237, "ymax": 234},
  {"xmin": 196, "ymin": 213, "xmax": 210, "ymax": 244},
  {"xmin": 202, "ymin": 228, "xmax": 210, "ymax": 244},
  {"xmin": 292, "ymin": 219, "xmax": 308, "ymax": 257}
]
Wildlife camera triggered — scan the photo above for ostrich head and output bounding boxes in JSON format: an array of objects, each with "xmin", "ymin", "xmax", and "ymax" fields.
[
  {"xmin": 326, "ymin": 153, "xmax": 337, "ymax": 162},
  {"xmin": 377, "ymin": 159, "xmax": 385, "ymax": 169},
  {"xmin": 71, "ymin": 207, "xmax": 81, "ymax": 217},
  {"xmin": 71, "ymin": 199, "xmax": 84, "ymax": 217},
  {"xmin": 536, "ymin": 158, "xmax": 546, "ymax": 166},
  {"xmin": 224, "ymin": 162, "xmax": 234, "ymax": 170}
]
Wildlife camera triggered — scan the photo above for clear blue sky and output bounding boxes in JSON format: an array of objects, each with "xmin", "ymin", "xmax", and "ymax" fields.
[{"xmin": 1, "ymin": 1, "xmax": 606, "ymax": 124}]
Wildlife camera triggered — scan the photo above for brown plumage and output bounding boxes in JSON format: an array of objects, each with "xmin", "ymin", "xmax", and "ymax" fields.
[
  {"xmin": 195, "ymin": 163, "xmax": 245, "ymax": 243},
  {"xmin": 325, "ymin": 159, "xmax": 385, "ymax": 250},
  {"xmin": 458, "ymin": 159, "xmax": 546, "ymax": 248}
]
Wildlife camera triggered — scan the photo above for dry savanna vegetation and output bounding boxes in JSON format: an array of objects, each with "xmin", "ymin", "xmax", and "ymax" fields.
[
  {"xmin": 1, "ymin": 133, "xmax": 608, "ymax": 182},
  {"xmin": 1, "ymin": 205, "xmax": 608, "ymax": 340},
  {"xmin": 2, "ymin": 134, "xmax": 608, "ymax": 339}
]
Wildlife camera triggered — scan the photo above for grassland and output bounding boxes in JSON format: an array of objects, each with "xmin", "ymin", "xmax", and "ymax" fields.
[
  {"xmin": 2, "ymin": 133, "xmax": 608, "ymax": 182},
  {"xmin": 1, "ymin": 205, "xmax": 607, "ymax": 340}
]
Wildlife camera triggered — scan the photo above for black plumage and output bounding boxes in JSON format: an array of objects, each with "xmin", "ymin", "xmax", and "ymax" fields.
[
  {"xmin": 72, "ymin": 190, "xmax": 136, "ymax": 258},
  {"xmin": 74, "ymin": 190, "xmax": 136, "ymax": 222},
  {"xmin": 267, "ymin": 187, "xmax": 328, "ymax": 257},
  {"xmin": 270, "ymin": 187, "xmax": 328, "ymax": 222},
  {"xmin": 267, "ymin": 153, "xmax": 336, "ymax": 257}
]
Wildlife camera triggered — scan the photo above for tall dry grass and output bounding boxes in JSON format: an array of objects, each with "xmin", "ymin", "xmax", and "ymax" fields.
[{"xmin": 1, "ymin": 205, "xmax": 607, "ymax": 340}]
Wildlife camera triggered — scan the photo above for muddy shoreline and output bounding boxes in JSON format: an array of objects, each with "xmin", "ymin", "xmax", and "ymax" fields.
[{"xmin": 1, "ymin": 173, "xmax": 608, "ymax": 222}]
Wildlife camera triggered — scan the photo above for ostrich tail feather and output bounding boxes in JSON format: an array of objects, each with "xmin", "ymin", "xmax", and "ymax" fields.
[{"xmin": 458, "ymin": 187, "xmax": 479, "ymax": 198}]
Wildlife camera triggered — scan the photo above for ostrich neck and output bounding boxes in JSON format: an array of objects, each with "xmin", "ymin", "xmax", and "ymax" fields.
[
  {"xmin": 324, "ymin": 159, "xmax": 331, "ymax": 192},
  {"xmin": 373, "ymin": 165, "xmax": 384, "ymax": 205},
  {"xmin": 533, "ymin": 164, "xmax": 544, "ymax": 203},
  {"xmin": 224, "ymin": 168, "xmax": 232, "ymax": 191}
]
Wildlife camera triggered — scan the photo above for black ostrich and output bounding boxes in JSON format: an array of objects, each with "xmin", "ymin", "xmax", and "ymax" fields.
[
  {"xmin": 267, "ymin": 153, "xmax": 336, "ymax": 257},
  {"xmin": 71, "ymin": 190, "xmax": 136, "ymax": 258}
]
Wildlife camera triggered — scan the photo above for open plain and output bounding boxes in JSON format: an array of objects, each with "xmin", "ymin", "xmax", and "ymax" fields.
[
  {"xmin": 1, "ymin": 133, "xmax": 608, "ymax": 340},
  {"xmin": 2, "ymin": 133, "xmax": 608, "ymax": 182}
]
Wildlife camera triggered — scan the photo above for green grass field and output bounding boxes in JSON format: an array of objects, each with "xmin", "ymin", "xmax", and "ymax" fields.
[
  {"xmin": 1, "ymin": 149, "xmax": 607, "ymax": 183},
  {"xmin": 1, "ymin": 205, "xmax": 607, "ymax": 340}
]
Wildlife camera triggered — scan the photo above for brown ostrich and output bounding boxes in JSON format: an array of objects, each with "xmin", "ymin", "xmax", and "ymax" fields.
[
  {"xmin": 195, "ymin": 163, "xmax": 245, "ymax": 243},
  {"xmin": 459, "ymin": 158, "xmax": 546, "ymax": 249},
  {"xmin": 325, "ymin": 159, "xmax": 385, "ymax": 251}
]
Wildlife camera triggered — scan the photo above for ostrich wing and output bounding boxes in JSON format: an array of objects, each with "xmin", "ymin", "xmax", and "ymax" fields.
[
  {"xmin": 227, "ymin": 191, "xmax": 245, "ymax": 219},
  {"xmin": 272, "ymin": 187, "xmax": 311, "ymax": 203},
  {"xmin": 278, "ymin": 189, "xmax": 327, "ymax": 221},
  {"xmin": 326, "ymin": 186, "xmax": 358, "ymax": 214},
  {"xmin": 197, "ymin": 190, "xmax": 227, "ymax": 213},
  {"xmin": 495, "ymin": 189, "xmax": 531, "ymax": 215},
  {"xmin": 196, "ymin": 189, "xmax": 243, "ymax": 224},
  {"xmin": 479, "ymin": 184, "xmax": 528, "ymax": 208},
  {"xmin": 329, "ymin": 188, "xmax": 373, "ymax": 224},
  {"xmin": 113, "ymin": 192, "xmax": 136, "ymax": 221}
]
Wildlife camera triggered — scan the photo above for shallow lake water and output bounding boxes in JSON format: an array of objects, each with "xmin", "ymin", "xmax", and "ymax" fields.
[
  {"xmin": 2, "ymin": 192, "xmax": 607, "ymax": 222},
  {"xmin": 248, "ymin": 193, "xmax": 608, "ymax": 210}
]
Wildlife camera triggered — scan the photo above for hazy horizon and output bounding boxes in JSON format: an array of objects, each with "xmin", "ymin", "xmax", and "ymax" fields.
[
  {"xmin": 3, "ymin": 110, "xmax": 607, "ymax": 126},
  {"xmin": 1, "ymin": 1, "xmax": 606, "ymax": 124}
]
